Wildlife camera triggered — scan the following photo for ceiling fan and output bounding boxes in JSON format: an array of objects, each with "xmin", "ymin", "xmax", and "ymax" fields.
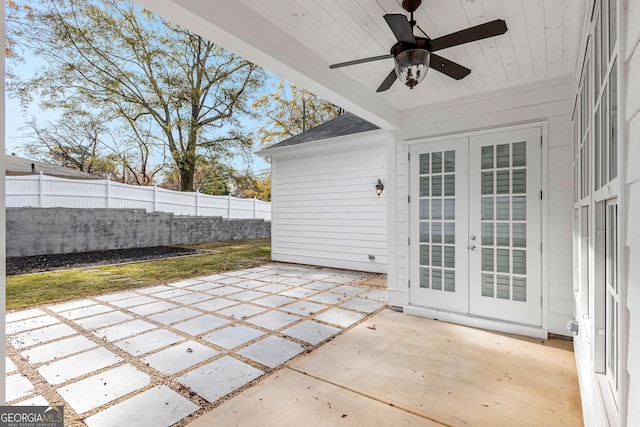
[{"xmin": 329, "ymin": 0, "xmax": 508, "ymax": 92}]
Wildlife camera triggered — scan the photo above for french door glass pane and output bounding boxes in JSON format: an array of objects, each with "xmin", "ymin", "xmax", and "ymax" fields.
[
  {"xmin": 497, "ymin": 249, "xmax": 510, "ymax": 273},
  {"xmin": 420, "ymin": 222, "xmax": 429, "ymax": 242},
  {"xmin": 513, "ymin": 250, "xmax": 526, "ymax": 274},
  {"xmin": 432, "ymin": 175, "xmax": 442, "ymax": 196},
  {"xmin": 497, "ymin": 223, "xmax": 510, "ymax": 246},
  {"xmin": 497, "ymin": 275, "xmax": 510, "ymax": 299},
  {"xmin": 420, "ymin": 267, "xmax": 430, "ymax": 288},
  {"xmin": 444, "ymin": 199, "xmax": 455, "ymax": 220},
  {"xmin": 420, "ymin": 153, "xmax": 430, "ymax": 174},
  {"xmin": 432, "ymin": 245, "xmax": 442, "ymax": 266},
  {"xmin": 420, "ymin": 200, "xmax": 430, "ymax": 219},
  {"xmin": 610, "ymin": 61, "xmax": 617, "ymax": 181},
  {"xmin": 420, "ymin": 245, "xmax": 430, "ymax": 265},
  {"xmin": 512, "ymin": 170, "xmax": 526, "ymax": 193},
  {"xmin": 444, "ymin": 271, "xmax": 455, "ymax": 292},
  {"xmin": 444, "ymin": 246, "xmax": 455, "ymax": 268},
  {"xmin": 512, "ymin": 142, "xmax": 526, "ymax": 167},
  {"xmin": 482, "ymin": 248, "xmax": 494, "ymax": 271},
  {"xmin": 444, "ymin": 175, "xmax": 455, "ymax": 196},
  {"xmin": 512, "ymin": 224, "xmax": 526, "ymax": 247},
  {"xmin": 482, "ymin": 223, "xmax": 494, "ymax": 246},
  {"xmin": 513, "ymin": 278, "xmax": 527, "ymax": 302},
  {"xmin": 420, "ymin": 177, "xmax": 430, "ymax": 196},
  {"xmin": 432, "ymin": 152, "xmax": 442, "ymax": 173},
  {"xmin": 444, "ymin": 150, "xmax": 455, "ymax": 173},
  {"xmin": 496, "ymin": 171, "xmax": 510, "ymax": 194},
  {"xmin": 444, "ymin": 222, "xmax": 455, "ymax": 244},
  {"xmin": 482, "ymin": 172, "xmax": 494, "ymax": 195},
  {"xmin": 432, "ymin": 199, "xmax": 442, "ymax": 219},
  {"xmin": 432, "ymin": 222, "xmax": 442, "ymax": 243},
  {"xmin": 482, "ymin": 146, "xmax": 494, "ymax": 169},
  {"xmin": 496, "ymin": 197, "xmax": 510, "ymax": 220},
  {"xmin": 482, "ymin": 197, "xmax": 494, "ymax": 220},
  {"xmin": 496, "ymin": 144, "xmax": 510, "ymax": 168},
  {"xmin": 512, "ymin": 197, "xmax": 526, "ymax": 220},
  {"xmin": 432, "ymin": 269, "xmax": 442, "ymax": 290},
  {"xmin": 482, "ymin": 274, "xmax": 494, "ymax": 297}
]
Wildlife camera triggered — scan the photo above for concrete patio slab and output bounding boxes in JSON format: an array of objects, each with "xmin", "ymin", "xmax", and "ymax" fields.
[
  {"xmin": 215, "ymin": 277, "xmax": 244, "ymax": 285},
  {"xmin": 74, "ymin": 311, "xmax": 133, "ymax": 330},
  {"xmin": 57, "ymin": 304, "xmax": 113, "ymax": 320},
  {"xmin": 141, "ymin": 341, "xmax": 218, "ymax": 375},
  {"xmin": 56, "ymin": 364, "xmax": 150, "ymax": 414},
  {"xmin": 361, "ymin": 290, "xmax": 386, "ymax": 301},
  {"xmin": 8, "ymin": 323, "xmax": 78, "ymax": 349},
  {"xmin": 254, "ymin": 283, "xmax": 290, "ymax": 293},
  {"xmin": 247, "ymin": 311, "xmax": 300, "ymax": 331},
  {"xmin": 49, "ymin": 299, "xmax": 95, "ymax": 313},
  {"xmin": 38, "ymin": 347, "xmax": 123, "ymax": 385},
  {"xmin": 84, "ymin": 385, "xmax": 198, "ymax": 427},
  {"xmin": 169, "ymin": 292, "xmax": 214, "ymax": 305},
  {"xmin": 110, "ymin": 295, "xmax": 157, "ymax": 308},
  {"xmin": 227, "ymin": 290, "xmax": 268, "ymax": 301},
  {"xmin": 152, "ymin": 288, "xmax": 192, "ymax": 299},
  {"xmin": 126, "ymin": 301, "xmax": 178, "ymax": 316},
  {"xmin": 6, "ymin": 315, "xmax": 60, "ymax": 335},
  {"xmin": 280, "ymin": 287, "xmax": 318, "ymax": 298},
  {"xmin": 5, "ymin": 357, "xmax": 17, "ymax": 373},
  {"xmin": 6, "ymin": 308, "xmax": 47, "ymax": 323},
  {"xmin": 329, "ymin": 285, "xmax": 366, "ymax": 296},
  {"xmin": 93, "ymin": 319, "xmax": 157, "ymax": 341},
  {"xmin": 339, "ymin": 298, "xmax": 385, "ymax": 314},
  {"xmin": 230, "ymin": 279, "xmax": 269, "ymax": 289},
  {"xmin": 6, "ymin": 373, "xmax": 35, "ymax": 402},
  {"xmin": 168, "ymin": 279, "xmax": 204, "ymax": 288},
  {"xmin": 148, "ymin": 307, "xmax": 200, "ymax": 324},
  {"xmin": 185, "ymin": 282, "xmax": 223, "ymax": 292},
  {"xmin": 216, "ymin": 303, "xmax": 266, "ymax": 319},
  {"xmin": 282, "ymin": 301, "xmax": 327, "ymax": 316},
  {"xmin": 202, "ymin": 325, "xmax": 265, "ymax": 350},
  {"xmin": 314, "ymin": 308, "xmax": 364, "ymax": 328},
  {"xmin": 114, "ymin": 329, "xmax": 184, "ymax": 356},
  {"xmin": 135, "ymin": 285, "xmax": 173, "ymax": 294},
  {"xmin": 237, "ymin": 336, "xmax": 305, "ymax": 369},
  {"xmin": 95, "ymin": 292, "xmax": 139, "ymax": 302},
  {"xmin": 177, "ymin": 356, "xmax": 264, "ymax": 403},
  {"xmin": 21, "ymin": 335, "xmax": 98, "ymax": 364},
  {"xmin": 186, "ymin": 368, "xmax": 439, "ymax": 427},
  {"xmin": 252, "ymin": 294, "xmax": 295, "ymax": 308},
  {"xmin": 303, "ymin": 281, "xmax": 338, "ymax": 291},
  {"xmin": 172, "ymin": 314, "xmax": 229, "ymax": 336},
  {"xmin": 282, "ymin": 320, "xmax": 342, "ymax": 345},
  {"xmin": 307, "ymin": 292, "xmax": 349, "ymax": 305},
  {"xmin": 204, "ymin": 286, "xmax": 243, "ymax": 296},
  {"xmin": 191, "ymin": 298, "xmax": 237, "ymax": 312},
  {"xmin": 16, "ymin": 395, "xmax": 49, "ymax": 406}
]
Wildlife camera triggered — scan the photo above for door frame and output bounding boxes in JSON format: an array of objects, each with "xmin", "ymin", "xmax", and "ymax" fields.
[{"xmin": 402, "ymin": 121, "xmax": 549, "ymax": 337}]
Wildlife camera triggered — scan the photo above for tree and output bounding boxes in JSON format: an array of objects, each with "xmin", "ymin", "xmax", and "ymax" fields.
[
  {"xmin": 234, "ymin": 171, "xmax": 271, "ymax": 201},
  {"xmin": 9, "ymin": 0, "xmax": 264, "ymax": 190},
  {"xmin": 252, "ymin": 78, "xmax": 343, "ymax": 148},
  {"xmin": 160, "ymin": 156, "xmax": 236, "ymax": 196}
]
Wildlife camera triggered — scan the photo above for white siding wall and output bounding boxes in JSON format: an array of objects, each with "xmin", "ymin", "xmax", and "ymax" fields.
[
  {"xmin": 387, "ymin": 76, "xmax": 575, "ymax": 336},
  {"xmin": 624, "ymin": 0, "xmax": 640, "ymax": 424},
  {"xmin": 269, "ymin": 131, "xmax": 389, "ymax": 273}
]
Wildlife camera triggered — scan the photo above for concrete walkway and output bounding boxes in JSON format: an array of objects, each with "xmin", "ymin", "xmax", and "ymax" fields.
[
  {"xmin": 5, "ymin": 264, "xmax": 385, "ymax": 426},
  {"xmin": 188, "ymin": 310, "xmax": 584, "ymax": 427}
]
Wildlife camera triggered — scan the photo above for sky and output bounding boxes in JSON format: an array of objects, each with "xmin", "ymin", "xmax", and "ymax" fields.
[{"xmin": 4, "ymin": 14, "xmax": 273, "ymax": 176}]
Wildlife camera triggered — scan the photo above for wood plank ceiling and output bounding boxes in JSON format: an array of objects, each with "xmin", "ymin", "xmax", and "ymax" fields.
[{"xmin": 239, "ymin": 0, "xmax": 584, "ymax": 110}]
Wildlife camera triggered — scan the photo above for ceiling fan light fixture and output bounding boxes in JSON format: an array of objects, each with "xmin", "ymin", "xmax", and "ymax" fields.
[{"xmin": 394, "ymin": 49, "xmax": 430, "ymax": 89}]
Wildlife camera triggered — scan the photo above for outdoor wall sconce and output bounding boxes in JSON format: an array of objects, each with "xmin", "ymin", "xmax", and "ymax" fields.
[{"xmin": 375, "ymin": 179, "xmax": 384, "ymax": 197}]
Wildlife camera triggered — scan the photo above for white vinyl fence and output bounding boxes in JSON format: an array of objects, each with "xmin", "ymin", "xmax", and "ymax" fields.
[{"xmin": 6, "ymin": 173, "xmax": 271, "ymax": 220}]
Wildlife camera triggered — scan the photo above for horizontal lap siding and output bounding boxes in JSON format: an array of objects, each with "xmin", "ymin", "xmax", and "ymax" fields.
[{"xmin": 271, "ymin": 136, "xmax": 387, "ymax": 273}]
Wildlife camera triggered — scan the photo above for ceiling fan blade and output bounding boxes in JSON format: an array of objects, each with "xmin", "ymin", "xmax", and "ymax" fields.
[
  {"xmin": 429, "ymin": 54, "xmax": 471, "ymax": 80},
  {"xmin": 384, "ymin": 14, "xmax": 416, "ymax": 45},
  {"xmin": 429, "ymin": 19, "xmax": 508, "ymax": 52},
  {"xmin": 329, "ymin": 54, "xmax": 394, "ymax": 69},
  {"xmin": 376, "ymin": 69, "xmax": 397, "ymax": 92}
]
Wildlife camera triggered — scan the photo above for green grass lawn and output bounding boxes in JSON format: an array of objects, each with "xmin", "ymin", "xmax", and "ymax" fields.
[{"xmin": 6, "ymin": 239, "xmax": 271, "ymax": 311}]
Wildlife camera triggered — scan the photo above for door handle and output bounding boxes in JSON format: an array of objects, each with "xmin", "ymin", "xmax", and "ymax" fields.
[
  {"xmin": 469, "ymin": 245, "xmax": 477, "ymax": 251},
  {"xmin": 470, "ymin": 235, "xmax": 476, "ymax": 241}
]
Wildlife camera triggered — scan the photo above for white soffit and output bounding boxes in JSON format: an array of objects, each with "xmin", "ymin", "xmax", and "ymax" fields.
[{"xmin": 133, "ymin": 0, "xmax": 585, "ymax": 130}]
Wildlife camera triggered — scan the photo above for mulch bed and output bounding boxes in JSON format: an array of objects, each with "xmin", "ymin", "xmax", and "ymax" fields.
[{"xmin": 6, "ymin": 246, "xmax": 206, "ymax": 276}]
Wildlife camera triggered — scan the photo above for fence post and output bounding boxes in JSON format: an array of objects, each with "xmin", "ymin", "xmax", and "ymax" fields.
[
  {"xmin": 227, "ymin": 194, "xmax": 232, "ymax": 219},
  {"xmin": 195, "ymin": 190, "xmax": 200, "ymax": 216},
  {"xmin": 153, "ymin": 185, "xmax": 158, "ymax": 213},
  {"xmin": 253, "ymin": 197, "xmax": 257, "ymax": 218},
  {"xmin": 106, "ymin": 178, "xmax": 111, "ymax": 208},
  {"xmin": 39, "ymin": 172, "xmax": 45, "ymax": 207}
]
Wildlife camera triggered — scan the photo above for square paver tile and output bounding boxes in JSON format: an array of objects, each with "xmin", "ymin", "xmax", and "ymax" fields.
[
  {"xmin": 281, "ymin": 301, "xmax": 328, "ymax": 316},
  {"xmin": 110, "ymin": 296, "xmax": 157, "ymax": 308},
  {"xmin": 323, "ymin": 276, "xmax": 358, "ymax": 284},
  {"xmin": 14, "ymin": 395, "xmax": 49, "ymax": 406},
  {"xmin": 84, "ymin": 385, "xmax": 198, "ymax": 427},
  {"xmin": 186, "ymin": 282, "xmax": 223, "ymax": 292},
  {"xmin": 95, "ymin": 292, "xmax": 139, "ymax": 303},
  {"xmin": 192, "ymin": 298, "xmax": 238, "ymax": 312},
  {"xmin": 362, "ymin": 290, "xmax": 387, "ymax": 301},
  {"xmin": 49, "ymin": 300, "xmax": 95, "ymax": 313},
  {"xmin": 9, "ymin": 323, "xmax": 78, "ymax": 350},
  {"xmin": 303, "ymin": 281, "xmax": 338, "ymax": 291},
  {"xmin": 57, "ymin": 304, "xmax": 113, "ymax": 320},
  {"xmin": 280, "ymin": 288, "xmax": 318, "ymax": 298},
  {"xmin": 6, "ymin": 373, "xmax": 35, "ymax": 402},
  {"xmin": 198, "ymin": 274, "xmax": 226, "ymax": 282},
  {"xmin": 300, "ymin": 273, "xmax": 332, "ymax": 281},
  {"xmin": 247, "ymin": 311, "xmax": 300, "ymax": 331},
  {"xmin": 254, "ymin": 284, "xmax": 290, "ymax": 293},
  {"xmin": 136, "ymin": 285, "xmax": 173, "ymax": 294},
  {"xmin": 168, "ymin": 279, "xmax": 204, "ymax": 288},
  {"xmin": 21, "ymin": 335, "xmax": 98, "ymax": 364},
  {"xmin": 231, "ymin": 280, "xmax": 268, "ymax": 289},
  {"xmin": 38, "ymin": 347, "xmax": 122, "ymax": 385},
  {"xmin": 169, "ymin": 292, "xmax": 214, "ymax": 305},
  {"xmin": 149, "ymin": 307, "xmax": 201, "ymax": 324},
  {"xmin": 227, "ymin": 290, "xmax": 268, "ymax": 302},
  {"xmin": 282, "ymin": 320, "xmax": 342, "ymax": 345},
  {"xmin": 307, "ymin": 292, "xmax": 349, "ymax": 305},
  {"xmin": 330, "ymin": 285, "xmax": 366, "ymax": 296},
  {"xmin": 239, "ymin": 272, "xmax": 269, "ymax": 280},
  {"xmin": 6, "ymin": 315, "xmax": 60, "ymax": 335},
  {"xmin": 205, "ymin": 286, "xmax": 244, "ymax": 297},
  {"xmin": 177, "ymin": 356, "xmax": 263, "ymax": 403},
  {"xmin": 252, "ymin": 295, "xmax": 295, "ymax": 308},
  {"xmin": 215, "ymin": 277, "xmax": 244, "ymax": 285},
  {"xmin": 237, "ymin": 336, "xmax": 305, "ymax": 368},
  {"xmin": 142, "ymin": 341, "xmax": 218, "ymax": 375},
  {"xmin": 74, "ymin": 311, "xmax": 133, "ymax": 330},
  {"xmin": 153, "ymin": 288, "xmax": 193, "ymax": 299},
  {"xmin": 279, "ymin": 278, "xmax": 312, "ymax": 286},
  {"xmin": 114, "ymin": 329, "xmax": 184, "ymax": 356},
  {"xmin": 6, "ymin": 308, "xmax": 47, "ymax": 323},
  {"xmin": 202, "ymin": 325, "xmax": 265, "ymax": 350},
  {"xmin": 6, "ymin": 357, "xmax": 17, "ymax": 373},
  {"xmin": 254, "ymin": 275, "xmax": 282, "ymax": 283},
  {"xmin": 340, "ymin": 298, "xmax": 385, "ymax": 314},
  {"xmin": 217, "ymin": 304, "xmax": 266, "ymax": 319},
  {"xmin": 126, "ymin": 301, "xmax": 178, "ymax": 316},
  {"xmin": 57, "ymin": 364, "xmax": 150, "ymax": 414},
  {"xmin": 173, "ymin": 315, "xmax": 229, "ymax": 336},
  {"xmin": 314, "ymin": 308, "xmax": 364, "ymax": 328},
  {"xmin": 93, "ymin": 319, "xmax": 156, "ymax": 342}
]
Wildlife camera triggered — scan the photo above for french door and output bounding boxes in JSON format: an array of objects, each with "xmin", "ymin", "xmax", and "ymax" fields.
[{"xmin": 409, "ymin": 127, "xmax": 542, "ymax": 327}]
